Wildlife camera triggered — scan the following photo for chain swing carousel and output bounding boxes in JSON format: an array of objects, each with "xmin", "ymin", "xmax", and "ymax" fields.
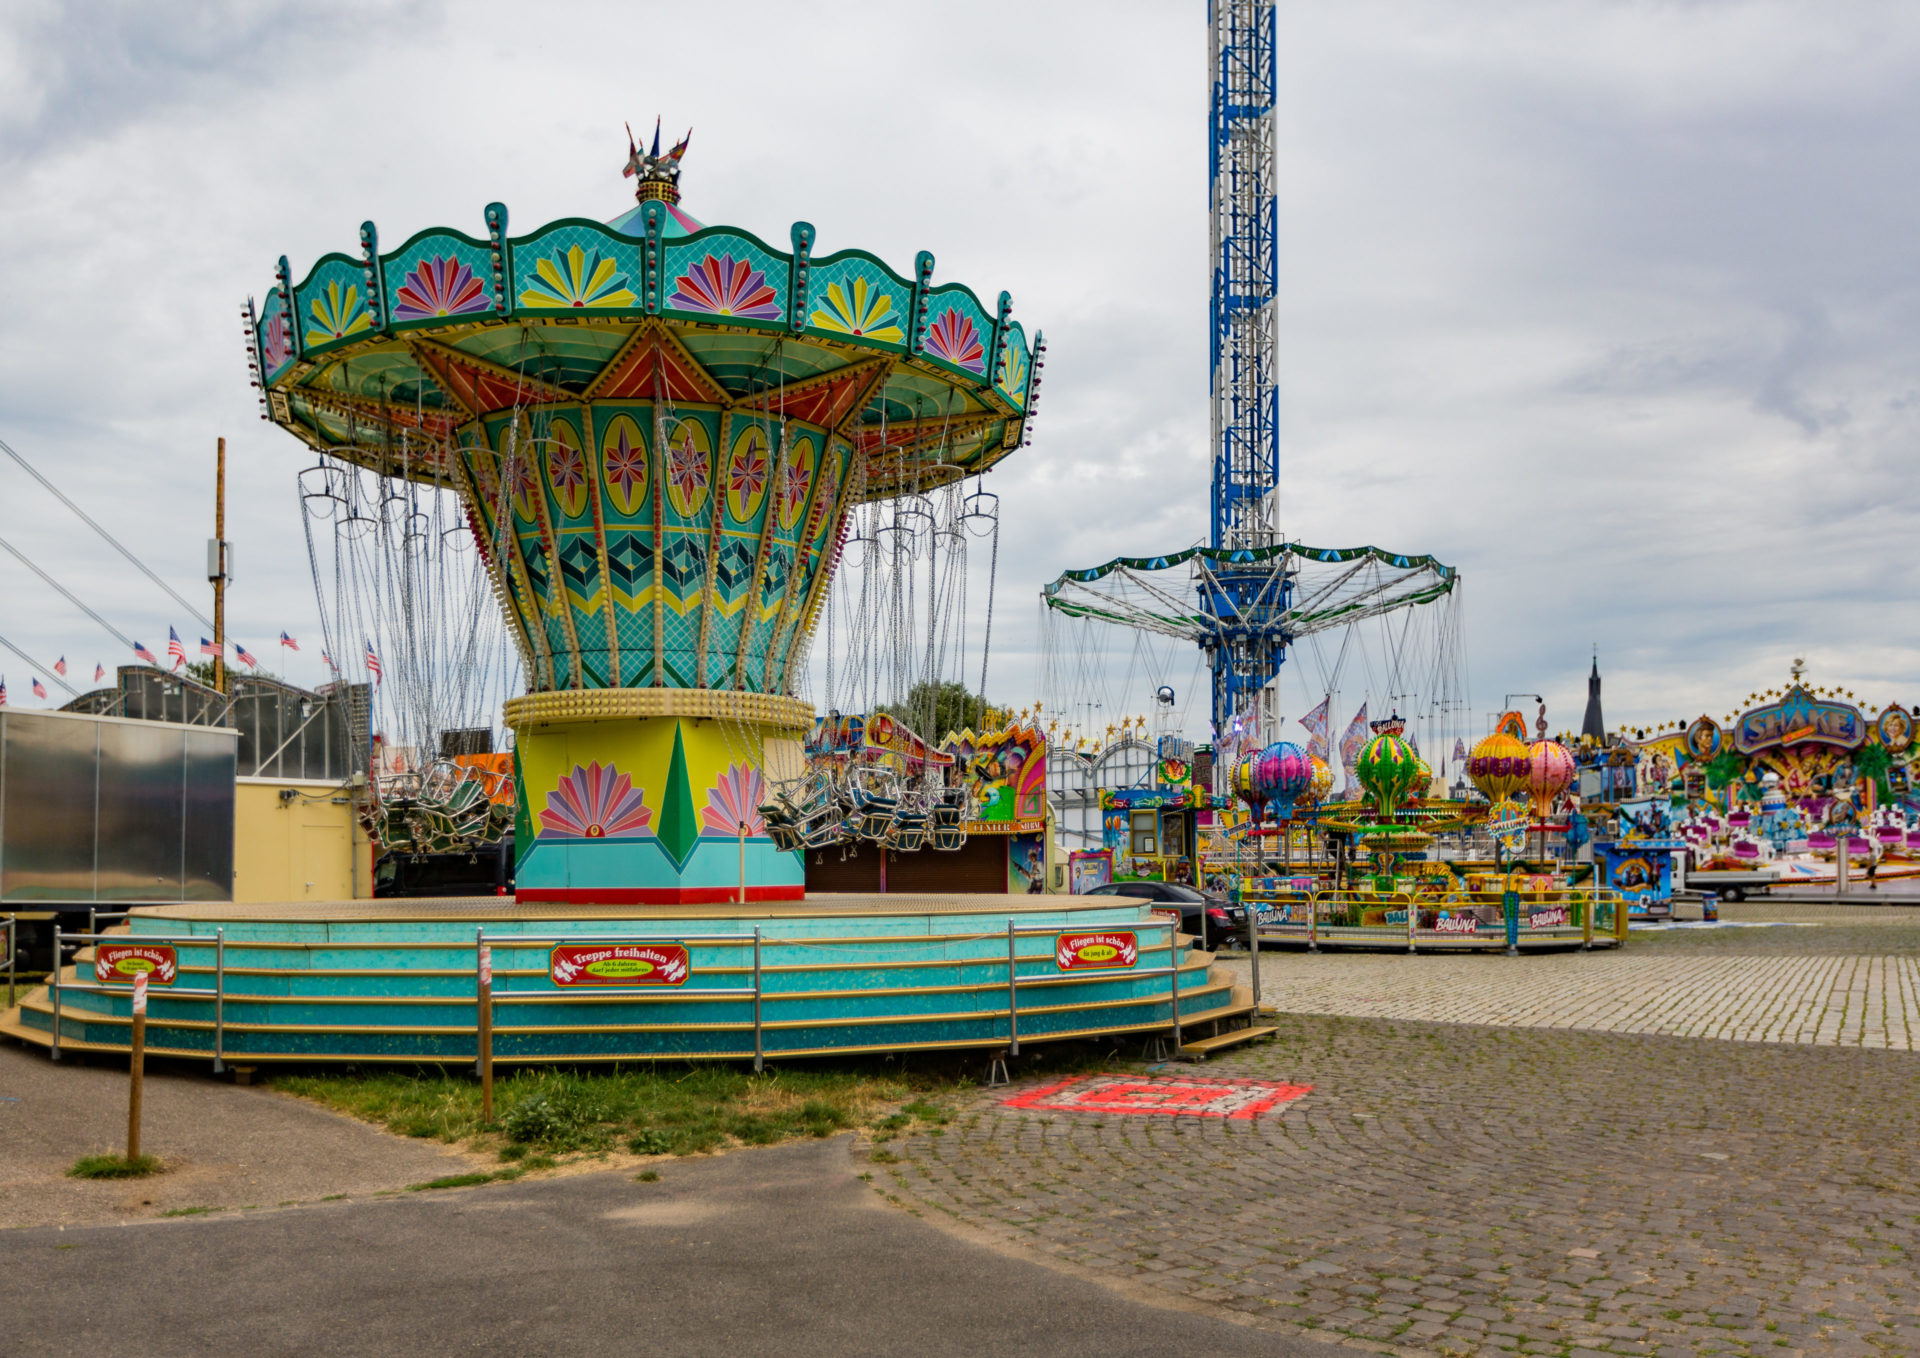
[{"xmin": 9, "ymin": 131, "xmax": 1257, "ymax": 1066}]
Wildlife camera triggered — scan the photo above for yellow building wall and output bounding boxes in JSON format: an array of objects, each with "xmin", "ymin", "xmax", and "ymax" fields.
[{"xmin": 233, "ymin": 778, "xmax": 371, "ymax": 902}]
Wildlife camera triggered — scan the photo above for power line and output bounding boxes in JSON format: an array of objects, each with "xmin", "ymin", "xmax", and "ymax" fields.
[
  {"xmin": 0, "ymin": 630, "xmax": 80, "ymax": 698},
  {"xmin": 0, "ymin": 532, "xmax": 144, "ymax": 656},
  {"xmin": 0, "ymin": 432, "xmax": 215, "ymax": 631}
]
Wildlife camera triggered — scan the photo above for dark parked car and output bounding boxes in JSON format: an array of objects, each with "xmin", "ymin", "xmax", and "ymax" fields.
[{"xmin": 1079, "ymin": 881, "xmax": 1245, "ymax": 949}]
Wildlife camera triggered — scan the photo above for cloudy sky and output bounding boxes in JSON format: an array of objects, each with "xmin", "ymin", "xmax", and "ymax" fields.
[{"xmin": 2, "ymin": 0, "xmax": 1916, "ymax": 744}]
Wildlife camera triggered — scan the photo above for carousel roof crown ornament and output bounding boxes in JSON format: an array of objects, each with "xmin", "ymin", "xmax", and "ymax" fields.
[{"xmin": 623, "ymin": 117, "xmax": 691, "ymax": 204}]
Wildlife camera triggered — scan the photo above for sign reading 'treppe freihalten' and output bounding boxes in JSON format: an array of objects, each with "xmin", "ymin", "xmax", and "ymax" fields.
[{"xmin": 549, "ymin": 944, "xmax": 690, "ymax": 987}]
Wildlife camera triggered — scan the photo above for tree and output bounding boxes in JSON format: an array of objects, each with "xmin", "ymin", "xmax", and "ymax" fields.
[
  {"xmin": 1854, "ymin": 742, "xmax": 1893, "ymax": 806},
  {"xmin": 183, "ymin": 657, "xmax": 281, "ymax": 690},
  {"xmin": 1703, "ymin": 750, "xmax": 1743, "ymax": 792},
  {"xmin": 876, "ymin": 681, "xmax": 1001, "ymax": 741}
]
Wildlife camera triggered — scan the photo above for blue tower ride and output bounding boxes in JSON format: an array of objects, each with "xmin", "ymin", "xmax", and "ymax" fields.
[
  {"xmin": 1040, "ymin": 4, "xmax": 1459, "ymax": 760},
  {"xmin": 1203, "ymin": 0, "xmax": 1288, "ymax": 739}
]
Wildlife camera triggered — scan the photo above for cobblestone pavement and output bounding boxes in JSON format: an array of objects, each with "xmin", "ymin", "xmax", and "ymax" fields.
[
  {"xmin": 876, "ymin": 905, "xmax": 1920, "ymax": 1356},
  {"xmin": 1215, "ymin": 905, "xmax": 1920, "ymax": 1051}
]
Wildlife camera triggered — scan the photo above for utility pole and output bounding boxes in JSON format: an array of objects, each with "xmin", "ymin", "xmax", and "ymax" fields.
[{"xmin": 211, "ymin": 438, "xmax": 228, "ymax": 693}]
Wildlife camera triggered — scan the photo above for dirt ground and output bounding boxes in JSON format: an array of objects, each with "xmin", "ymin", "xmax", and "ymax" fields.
[{"xmin": 0, "ymin": 1044, "xmax": 480, "ymax": 1229}]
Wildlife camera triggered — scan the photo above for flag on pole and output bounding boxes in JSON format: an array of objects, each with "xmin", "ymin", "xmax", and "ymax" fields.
[
  {"xmin": 365, "ymin": 640, "xmax": 383, "ymax": 686},
  {"xmin": 32, "ymin": 678, "xmax": 46, "ymax": 699},
  {"xmin": 53, "ymin": 656, "xmax": 66, "ymax": 677},
  {"xmin": 200, "ymin": 637, "xmax": 219, "ymax": 657},
  {"xmin": 132, "ymin": 641, "xmax": 157, "ymax": 665},
  {"xmin": 1299, "ymin": 695, "xmax": 1332, "ymax": 762},
  {"xmin": 1452, "ymin": 737, "xmax": 1467, "ymax": 763},
  {"xmin": 94, "ymin": 663, "xmax": 106, "ymax": 683},
  {"xmin": 321, "ymin": 650, "xmax": 338, "ymax": 673},
  {"xmin": 166, "ymin": 627, "xmax": 187, "ymax": 670},
  {"xmin": 279, "ymin": 631, "xmax": 300, "ymax": 651},
  {"xmin": 0, "ymin": 678, "xmax": 7, "ymax": 706},
  {"xmin": 1338, "ymin": 703, "xmax": 1369, "ymax": 786},
  {"xmin": 235, "ymin": 642, "xmax": 260, "ymax": 669}
]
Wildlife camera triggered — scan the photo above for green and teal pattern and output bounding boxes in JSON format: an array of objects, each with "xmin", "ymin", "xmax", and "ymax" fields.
[
  {"xmin": 255, "ymin": 204, "xmax": 1036, "ymax": 697},
  {"xmin": 294, "ymin": 255, "xmax": 375, "ymax": 356},
  {"xmin": 382, "ymin": 227, "xmax": 496, "ymax": 329}
]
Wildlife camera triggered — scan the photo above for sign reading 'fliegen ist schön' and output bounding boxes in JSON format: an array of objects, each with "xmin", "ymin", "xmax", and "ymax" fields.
[
  {"xmin": 95, "ymin": 944, "xmax": 177, "ymax": 986},
  {"xmin": 1055, "ymin": 932, "xmax": 1138, "ymax": 970}
]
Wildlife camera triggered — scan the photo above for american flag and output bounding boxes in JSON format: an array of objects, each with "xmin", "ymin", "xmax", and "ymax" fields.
[
  {"xmin": 53, "ymin": 656, "xmax": 66, "ymax": 677},
  {"xmin": 321, "ymin": 651, "xmax": 339, "ymax": 672},
  {"xmin": 0, "ymin": 678, "xmax": 7, "ymax": 706},
  {"xmin": 166, "ymin": 627, "xmax": 187, "ymax": 669},
  {"xmin": 32, "ymin": 678, "xmax": 46, "ymax": 699},
  {"xmin": 365, "ymin": 640, "xmax": 383, "ymax": 685},
  {"xmin": 94, "ymin": 663, "xmax": 106, "ymax": 683},
  {"xmin": 279, "ymin": 631, "xmax": 299, "ymax": 651},
  {"xmin": 132, "ymin": 641, "xmax": 157, "ymax": 665},
  {"xmin": 200, "ymin": 637, "xmax": 219, "ymax": 657},
  {"xmin": 235, "ymin": 642, "xmax": 260, "ymax": 669}
]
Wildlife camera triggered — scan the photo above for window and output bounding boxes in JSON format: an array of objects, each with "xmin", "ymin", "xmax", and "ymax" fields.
[{"xmin": 1130, "ymin": 809, "xmax": 1158, "ymax": 856}]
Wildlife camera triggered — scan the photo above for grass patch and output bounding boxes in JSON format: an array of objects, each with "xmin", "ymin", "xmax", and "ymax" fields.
[
  {"xmin": 159, "ymin": 1206, "xmax": 215, "ymax": 1218},
  {"xmin": 405, "ymin": 1168, "xmax": 524, "ymax": 1192},
  {"xmin": 280, "ymin": 1059, "xmax": 986, "ymax": 1163},
  {"xmin": 67, "ymin": 1153, "xmax": 162, "ymax": 1180},
  {"xmin": 635, "ymin": 1170, "xmax": 660, "ymax": 1182},
  {"xmin": 282, "ymin": 1047, "xmax": 1128, "ymax": 1167}
]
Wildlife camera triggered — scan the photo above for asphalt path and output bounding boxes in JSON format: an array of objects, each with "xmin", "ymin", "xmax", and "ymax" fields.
[{"xmin": 0, "ymin": 1135, "xmax": 1348, "ymax": 1358}]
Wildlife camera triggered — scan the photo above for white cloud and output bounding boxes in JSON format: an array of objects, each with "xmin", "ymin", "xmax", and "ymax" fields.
[{"xmin": 0, "ymin": 0, "xmax": 1915, "ymax": 742}]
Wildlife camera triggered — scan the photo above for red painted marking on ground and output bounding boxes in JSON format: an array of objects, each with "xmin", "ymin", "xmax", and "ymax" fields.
[{"xmin": 1001, "ymin": 1073, "xmax": 1312, "ymax": 1120}]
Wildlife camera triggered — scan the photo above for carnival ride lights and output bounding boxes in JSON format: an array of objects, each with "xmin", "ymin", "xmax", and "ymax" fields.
[{"xmin": 249, "ymin": 126, "xmax": 1039, "ymax": 901}]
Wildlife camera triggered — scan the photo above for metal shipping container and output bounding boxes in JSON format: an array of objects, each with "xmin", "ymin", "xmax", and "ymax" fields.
[{"xmin": 0, "ymin": 707, "xmax": 237, "ymax": 907}]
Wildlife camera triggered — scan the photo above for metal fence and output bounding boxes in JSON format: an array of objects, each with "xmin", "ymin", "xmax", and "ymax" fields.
[
  {"xmin": 32, "ymin": 917, "xmax": 1210, "ymax": 1069},
  {"xmin": 1243, "ymin": 887, "xmax": 1628, "ymax": 952},
  {"xmin": 48, "ymin": 925, "xmax": 228, "ymax": 1070}
]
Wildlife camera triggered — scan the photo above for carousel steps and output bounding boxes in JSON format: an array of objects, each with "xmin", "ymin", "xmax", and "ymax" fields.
[
  {"xmin": 1180, "ymin": 1024, "xmax": 1280, "ymax": 1059},
  {"xmin": 4, "ymin": 900, "xmax": 1240, "ymax": 1065}
]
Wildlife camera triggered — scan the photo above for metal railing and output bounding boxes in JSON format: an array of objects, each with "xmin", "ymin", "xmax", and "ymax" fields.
[
  {"xmin": 475, "ymin": 928, "xmax": 765, "ymax": 1070},
  {"xmin": 1003, "ymin": 918, "xmax": 1187, "ymax": 1056},
  {"xmin": 30, "ymin": 913, "xmax": 1210, "ymax": 1069},
  {"xmin": 48, "ymin": 926, "xmax": 227, "ymax": 1072},
  {"xmin": 1239, "ymin": 887, "xmax": 1629, "ymax": 952}
]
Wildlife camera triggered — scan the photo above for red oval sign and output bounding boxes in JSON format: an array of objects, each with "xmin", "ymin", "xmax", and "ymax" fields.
[
  {"xmin": 549, "ymin": 943, "xmax": 690, "ymax": 987},
  {"xmin": 1055, "ymin": 931, "xmax": 1138, "ymax": 971},
  {"xmin": 94, "ymin": 944, "xmax": 177, "ymax": 986}
]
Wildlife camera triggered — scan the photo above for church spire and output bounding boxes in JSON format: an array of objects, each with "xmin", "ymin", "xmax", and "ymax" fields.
[{"xmin": 1580, "ymin": 651, "xmax": 1605, "ymax": 741}]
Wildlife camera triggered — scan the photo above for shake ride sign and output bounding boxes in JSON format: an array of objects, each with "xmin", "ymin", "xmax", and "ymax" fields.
[{"xmin": 549, "ymin": 943, "xmax": 690, "ymax": 987}]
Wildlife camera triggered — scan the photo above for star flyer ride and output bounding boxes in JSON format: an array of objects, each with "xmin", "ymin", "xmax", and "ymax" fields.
[
  {"xmin": 7, "ymin": 129, "xmax": 1260, "ymax": 1068},
  {"xmin": 1041, "ymin": 0, "xmax": 1469, "ymax": 872}
]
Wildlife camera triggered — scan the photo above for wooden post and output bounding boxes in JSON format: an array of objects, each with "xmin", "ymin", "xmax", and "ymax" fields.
[
  {"xmin": 213, "ymin": 437, "xmax": 227, "ymax": 695},
  {"xmin": 477, "ymin": 939, "xmax": 493, "ymax": 1123},
  {"xmin": 127, "ymin": 972, "xmax": 148, "ymax": 1161}
]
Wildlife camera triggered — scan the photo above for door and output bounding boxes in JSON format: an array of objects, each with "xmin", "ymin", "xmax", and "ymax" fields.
[{"xmin": 303, "ymin": 823, "xmax": 345, "ymax": 899}]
